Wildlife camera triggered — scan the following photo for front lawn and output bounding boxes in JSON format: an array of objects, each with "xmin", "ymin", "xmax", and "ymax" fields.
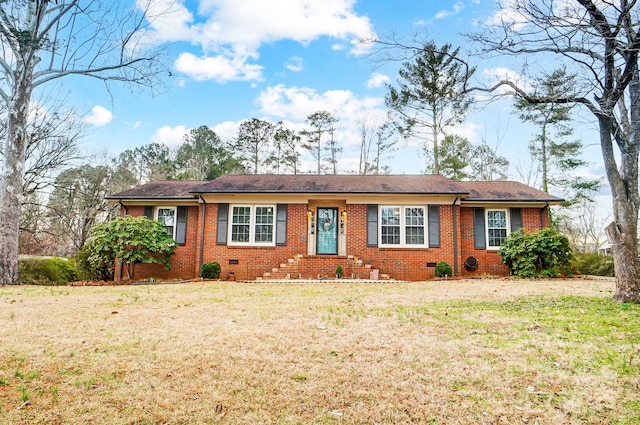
[{"xmin": 1, "ymin": 278, "xmax": 638, "ymax": 424}]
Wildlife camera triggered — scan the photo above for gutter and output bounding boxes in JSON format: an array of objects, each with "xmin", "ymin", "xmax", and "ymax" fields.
[
  {"xmin": 452, "ymin": 197, "xmax": 459, "ymax": 276},
  {"xmin": 198, "ymin": 195, "xmax": 207, "ymax": 277}
]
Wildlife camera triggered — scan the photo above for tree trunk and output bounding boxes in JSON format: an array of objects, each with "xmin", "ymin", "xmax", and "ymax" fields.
[
  {"xmin": 0, "ymin": 74, "xmax": 34, "ymax": 285},
  {"xmin": 606, "ymin": 220, "xmax": 640, "ymax": 302},
  {"xmin": 599, "ymin": 111, "xmax": 640, "ymax": 302}
]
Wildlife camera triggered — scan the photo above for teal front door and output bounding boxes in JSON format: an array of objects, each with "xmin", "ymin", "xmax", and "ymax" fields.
[{"xmin": 317, "ymin": 207, "xmax": 338, "ymax": 254}]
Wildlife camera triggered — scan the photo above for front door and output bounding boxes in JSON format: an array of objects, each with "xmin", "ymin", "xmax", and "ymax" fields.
[{"xmin": 316, "ymin": 207, "xmax": 338, "ymax": 254}]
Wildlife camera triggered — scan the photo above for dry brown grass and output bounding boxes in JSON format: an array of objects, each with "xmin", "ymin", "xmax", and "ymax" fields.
[{"xmin": 1, "ymin": 278, "xmax": 638, "ymax": 424}]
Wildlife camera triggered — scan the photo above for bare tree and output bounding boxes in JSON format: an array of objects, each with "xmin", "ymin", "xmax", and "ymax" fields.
[
  {"xmin": 0, "ymin": 0, "xmax": 165, "ymax": 284},
  {"xmin": 557, "ymin": 199, "xmax": 609, "ymax": 253},
  {"xmin": 0, "ymin": 97, "xmax": 84, "ymax": 196},
  {"xmin": 46, "ymin": 164, "xmax": 117, "ymax": 253},
  {"xmin": 372, "ymin": 120, "xmax": 397, "ymax": 174},
  {"xmin": 468, "ymin": 0, "xmax": 640, "ymax": 302},
  {"xmin": 356, "ymin": 114, "xmax": 374, "ymax": 174},
  {"xmin": 470, "ymin": 139, "xmax": 510, "ymax": 182}
]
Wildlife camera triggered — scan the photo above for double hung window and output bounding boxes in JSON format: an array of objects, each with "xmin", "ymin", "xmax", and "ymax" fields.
[
  {"xmin": 156, "ymin": 207, "xmax": 177, "ymax": 239},
  {"xmin": 380, "ymin": 206, "xmax": 427, "ymax": 247},
  {"xmin": 486, "ymin": 209, "xmax": 508, "ymax": 248},
  {"xmin": 230, "ymin": 205, "xmax": 275, "ymax": 246}
]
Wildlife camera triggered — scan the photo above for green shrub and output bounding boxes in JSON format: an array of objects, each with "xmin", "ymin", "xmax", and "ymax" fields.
[
  {"xmin": 335, "ymin": 264, "xmax": 344, "ymax": 278},
  {"xmin": 19, "ymin": 257, "xmax": 78, "ymax": 285},
  {"xmin": 498, "ymin": 228, "xmax": 573, "ymax": 278},
  {"xmin": 83, "ymin": 216, "xmax": 176, "ymax": 280},
  {"xmin": 200, "ymin": 262, "xmax": 221, "ymax": 279},
  {"xmin": 435, "ymin": 261, "xmax": 452, "ymax": 278},
  {"xmin": 573, "ymin": 252, "xmax": 614, "ymax": 277},
  {"xmin": 75, "ymin": 245, "xmax": 113, "ymax": 281}
]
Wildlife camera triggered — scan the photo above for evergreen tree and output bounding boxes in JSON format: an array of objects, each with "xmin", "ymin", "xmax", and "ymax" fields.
[{"xmin": 386, "ymin": 43, "xmax": 474, "ymax": 174}]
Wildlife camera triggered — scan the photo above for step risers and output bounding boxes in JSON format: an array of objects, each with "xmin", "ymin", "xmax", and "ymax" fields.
[{"xmin": 258, "ymin": 254, "xmax": 394, "ymax": 281}]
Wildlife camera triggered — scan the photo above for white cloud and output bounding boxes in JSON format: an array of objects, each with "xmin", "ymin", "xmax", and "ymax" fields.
[
  {"xmin": 139, "ymin": 0, "xmax": 376, "ymax": 83},
  {"xmin": 256, "ymin": 84, "xmax": 383, "ymax": 122},
  {"xmin": 151, "ymin": 125, "xmax": 188, "ymax": 147},
  {"xmin": 83, "ymin": 105, "xmax": 113, "ymax": 126},
  {"xmin": 452, "ymin": 122, "xmax": 483, "ymax": 143},
  {"xmin": 212, "ymin": 121, "xmax": 241, "ymax": 142},
  {"xmin": 285, "ymin": 56, "xmax": 304, "ymax": 72},
  {"xmin": 434, "ymin": 2, "xmax": 465, "ymax": 20},
  {"xmin": 367, "ymin": 72, "xmax": 390, "ymax": 89},
  {"xmin": 174, "ymin": 52, "xmax": 263, "ymax": 82}
]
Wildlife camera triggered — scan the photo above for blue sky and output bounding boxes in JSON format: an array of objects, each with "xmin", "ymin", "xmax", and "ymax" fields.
[{"xmin": 60, "ymin": 0, "xmax": 605, "ymax": 195}]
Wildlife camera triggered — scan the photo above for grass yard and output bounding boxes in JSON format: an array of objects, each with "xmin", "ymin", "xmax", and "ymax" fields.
[{"xmin": 0, "ymin": 278, "xmax": 638, "ymax": 424}]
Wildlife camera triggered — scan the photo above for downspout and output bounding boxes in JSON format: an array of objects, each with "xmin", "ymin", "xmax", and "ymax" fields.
[
  {"xmin": 118, "ymin": 201, "xmax": 128, "ymax": 216},
  {"xmin": 117, "ymin": 201, "xmax": 127, "ymax": 280},
  {"xmin": 452, "ymin": 197, "xmax": 459, "ymax": 276},
  {"xmin": 541, "ymin": 201, "xmax": 549, "ymax": 228},
  {"xmin": 198, "ymin": 195, "xmax": 207, "ymax": 278}
]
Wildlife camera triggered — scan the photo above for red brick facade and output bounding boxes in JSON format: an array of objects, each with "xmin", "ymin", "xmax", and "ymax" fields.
[{"xmin": 119, "ymin": 201, "xmax": 551, "ymax": 282}]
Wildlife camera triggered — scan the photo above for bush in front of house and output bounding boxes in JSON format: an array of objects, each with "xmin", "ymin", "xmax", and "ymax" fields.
[
  {"xmin": 82, "ymin": 216, "xmax": 176, "ymax": 280},
  {"xmin": 75, "ymin": 244, "xmax": 113, "ymax": 281},
  {"xmin": 200, "ymin": 262, "xmax": 221, "ymax": 279},
  {"xmin": 19, "ymin": 257, "xmax": 78, "ymax": 285},
  {"xmin": 435, "ymin": 261, "xmax": 453, "ymax": 278},
  {"xmin": 498, "ymin": 227, "xmax": 573, "ymax": 278},
  {"xmin": 573, "ymin": 252, "xmax": 614, "ymax": 277}
]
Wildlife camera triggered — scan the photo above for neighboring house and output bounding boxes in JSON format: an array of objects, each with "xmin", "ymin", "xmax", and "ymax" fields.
[{"xmin": 106, "ymin": 174, "xmax": 562, "ymax": 281}]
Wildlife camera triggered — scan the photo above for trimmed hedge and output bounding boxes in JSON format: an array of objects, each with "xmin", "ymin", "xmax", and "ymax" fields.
[{"xmin": 19, "ymin": 257, "xmax": 78, "ymax": 285}]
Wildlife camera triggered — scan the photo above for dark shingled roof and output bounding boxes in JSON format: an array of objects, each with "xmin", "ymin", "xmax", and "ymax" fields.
[
  {"xmin": 456, "ymin": 181, "xmax": 563, "ymax": 203},
  {"xmin": 107, "ymin": 180, "xmax": 203, "ymax": 200},
  {"xmin": 193, "ymin": 174, "xmax": 468, "ymax": 195},
  {"xmin": 106, "ymin": 176, "xmax": 563, "ymax": 204}
]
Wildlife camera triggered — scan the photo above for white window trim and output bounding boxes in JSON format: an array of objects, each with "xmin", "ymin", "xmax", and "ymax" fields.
[
  {"xmin": 378, "ymin": 205, "xmax": 428, "ymax": 248},
  {"xmin": 156, "ymin": 206, "xmax": 177, "ymax": 240},
  {"xmin": 228, "ymin": 204, "xmax": 276, "ymax": 247},
  {"xmin": 486, "ymin": 208, "xmax": 509, "ymax": 250}
]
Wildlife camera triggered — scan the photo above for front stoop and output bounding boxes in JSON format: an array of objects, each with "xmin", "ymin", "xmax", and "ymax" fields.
[{"xmin": 257, "ymin": 254, "xmax": 395, "ymax": 282}]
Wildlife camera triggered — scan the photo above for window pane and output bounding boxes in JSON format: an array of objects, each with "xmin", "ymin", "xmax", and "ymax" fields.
[
  {"xmin": 405, "ymin": 207, "xmax": 425, "ymax": 245},
  {"xmin": 487, "ymin": 210, "xmax": 506, "ymax": 228},
  {"xmin": 405, "ymin": 226, "xmax": 424, "ymax": 245},
  {"xmin": 487, "ymin": 210, "xmax": 507, "ymax": 247},
  {"xmin": 381, "ymin": 225, "xmax": 401, "ymax": 245},
  {"xmin": 157, "ymin": 208, "xmax": 175, "ymax": 237},
  {"xmin": 231, "ymin": 207, "xmax": 251, "ymax": 242},
  {"xmin": 254, "ymin": 207, "xmax": 274, "ymax": 243},
  {"xmin": 381, "ymin": 207, "xmax": 401, "ymax": 245},
  {"xmin": 488, "ymin": 228, "xmax": 507, "ymax": 247}
]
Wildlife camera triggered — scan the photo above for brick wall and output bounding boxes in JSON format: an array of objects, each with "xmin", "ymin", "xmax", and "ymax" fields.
[
  {"xmin": 459, "ymin": 206, "xmax": 549, "ymax": 277},
  {"xmin": 118, "ymin": 205, "xmax": 199, "ymax": 281},
  {"xmin": 343, "ymin": 204, "xmax": 458, "ymax": 281},
  {"xmin": 119, "ymin": 202, "xmax": 550, "ymax": 281},
  {"xmin": 199, "ymin": 203, "xmax": 309, "ymax": 281}
]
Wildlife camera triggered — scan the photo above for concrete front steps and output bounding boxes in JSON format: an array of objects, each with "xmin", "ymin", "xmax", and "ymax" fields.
[{"xmin": 256, "ymin": 254, "xmax": 393, "ymax": 281}]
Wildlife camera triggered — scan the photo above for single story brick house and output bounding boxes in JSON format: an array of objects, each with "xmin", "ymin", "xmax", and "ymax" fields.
[{"xmin": 106, "ymin": 174, "xmax": 562, "ymax": 281}]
